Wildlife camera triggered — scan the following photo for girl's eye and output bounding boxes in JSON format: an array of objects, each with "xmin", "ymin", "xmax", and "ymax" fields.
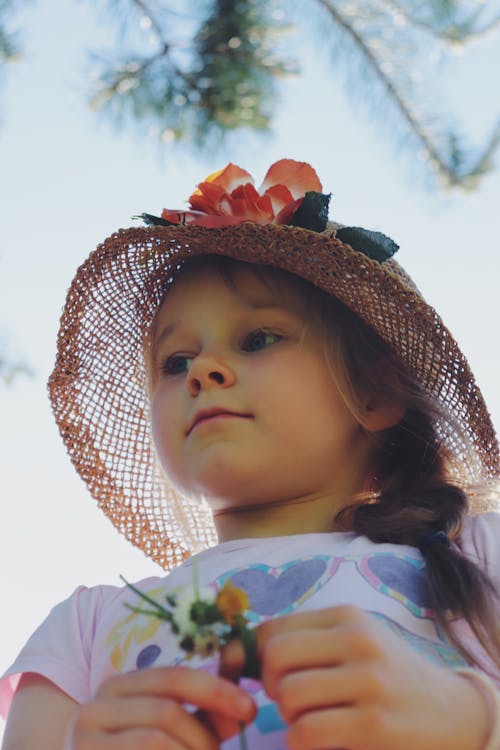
[
  {"xmin": 242, "ymin": 329, "xmax": 282, "ymax": 352},
  {"xmin": 160, "ymin": 329, "xmax": 282, "ymax": 376},
  {"xmin": 161, "ymin": 354, "xmax": 192, "ymax": 376}
]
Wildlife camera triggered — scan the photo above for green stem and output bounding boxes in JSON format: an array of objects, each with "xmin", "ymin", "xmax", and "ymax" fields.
[
  {"xmin": 193, "ymin": 556, "xmax": 200, "ymax": 601},
  {"xmin": 238, "ymin": 722, "xmax": 249, "ymax": 750},
  {"xmin": 121, "ymin": 576, "xmax": 173, "ymax": 622}
]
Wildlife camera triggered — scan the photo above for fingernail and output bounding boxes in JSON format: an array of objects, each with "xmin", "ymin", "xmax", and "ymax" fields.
[{"xmin": 236, "ymin": 692, "xmax": 254, "ymax": 717}]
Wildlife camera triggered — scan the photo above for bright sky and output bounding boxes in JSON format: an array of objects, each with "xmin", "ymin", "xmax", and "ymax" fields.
[{"xmin": 0, "ymin": 0, "xmax": 499, "ymax": 738}]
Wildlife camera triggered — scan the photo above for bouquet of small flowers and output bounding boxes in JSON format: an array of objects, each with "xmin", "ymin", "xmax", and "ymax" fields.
[
  {"xmin": 122, "ymin": 572, "xmax": 260, "ymax": 678},
  {"xmin": 123, "ymin": 570, "xmax": 258, "ymax": 749}
]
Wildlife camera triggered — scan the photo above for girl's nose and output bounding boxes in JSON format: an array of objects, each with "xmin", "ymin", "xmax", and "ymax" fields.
[{"xmin": 187, "ymin": 353, "xmax": 236, "ymax": 396}]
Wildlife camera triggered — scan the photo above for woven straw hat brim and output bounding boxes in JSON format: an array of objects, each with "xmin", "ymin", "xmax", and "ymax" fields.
[{"xmin": 48, "ymin": 223, "xmax": 499, "ymax": 570}]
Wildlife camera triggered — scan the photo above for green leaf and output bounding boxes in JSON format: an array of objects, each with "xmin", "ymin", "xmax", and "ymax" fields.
[
  {"xmin": 120, "ymin": 575, "xmax": 174, "ymax": 622},
  {"xmin": 336, "ymin": 226, "xmax": 399, "ymax": 263},
  {"xmin": 133, "ymin": 212, "xmax": 179, "ymax": 227},
  {"xmin": 289, "ymin": 191, "xmax": 331, "ymax": 232},
  {"xmin": 190, "ymin": 600, "xmax": 221, "ymax": 626},
  {"xmin": 233, "ymin": 624, "xmax": 260, "ymax": 680}
]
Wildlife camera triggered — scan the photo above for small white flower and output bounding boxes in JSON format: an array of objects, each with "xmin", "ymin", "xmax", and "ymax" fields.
[{"xmin": 171, "ymin": 585, "xmax": 215, "ymax": 635}]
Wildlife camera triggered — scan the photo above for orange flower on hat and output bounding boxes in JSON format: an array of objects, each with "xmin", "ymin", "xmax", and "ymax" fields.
[
  {"xmin": 215, "ymin": 579, "xmax": 251, "ymax": 625},
  {"xmin": 160, "ymin": 159, "xmax": 323, "ymax": 228}
]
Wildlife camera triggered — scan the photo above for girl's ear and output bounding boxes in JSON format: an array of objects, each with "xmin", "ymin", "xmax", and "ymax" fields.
[{"xmin": 362, "ymin": 398, "xmax": 406, "ymax": 432}]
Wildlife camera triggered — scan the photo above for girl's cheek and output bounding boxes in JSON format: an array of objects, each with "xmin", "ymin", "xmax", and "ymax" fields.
[{"xmin": 150, "ymin": 389, "xmax": 177, "ymax": 460}]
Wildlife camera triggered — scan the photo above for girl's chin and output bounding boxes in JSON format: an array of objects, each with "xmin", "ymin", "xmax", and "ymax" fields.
[
  {"xmin": 168, "ymin": 461, "xmax": 266, "ymax": 501},
  {"xmin": 166, "ymin": 476, "xmax": 254, "ymax": 505}
]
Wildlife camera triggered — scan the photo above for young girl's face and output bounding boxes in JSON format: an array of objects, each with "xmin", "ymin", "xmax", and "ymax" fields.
[{"xmin": 149, "ymin": 261, "xmax": 376, "ymax": 532}]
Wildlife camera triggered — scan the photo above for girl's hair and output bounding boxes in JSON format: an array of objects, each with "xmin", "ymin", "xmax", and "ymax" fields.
[
  {"xmin": 307, "ymin": 285, "xmax": 500, "ymax": 669},
  {"xmin": 155, "ymin": 255, "xmax": 500, "ymax": 668}
]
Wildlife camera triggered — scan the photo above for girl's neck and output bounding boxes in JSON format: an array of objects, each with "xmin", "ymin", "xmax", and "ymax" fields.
[{"xmin": 212, "ymin": 491, "xmax": 353, "ymax": 542}]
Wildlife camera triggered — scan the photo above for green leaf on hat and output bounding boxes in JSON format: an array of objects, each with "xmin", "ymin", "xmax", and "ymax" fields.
[
  {"xmin": 336, "ymin": 226, "xmax": 399, "ymax": 263},
  {"xmin": 290, "ymin": 191, "xmax": 331, "ymax": 232},
  {"xmin": 134, "ymin": 212, "xmax": 179, "ymax": 227}
]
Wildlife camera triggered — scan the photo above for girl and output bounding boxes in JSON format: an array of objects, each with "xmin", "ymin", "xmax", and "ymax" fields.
[{"xmin": 1, "ymin": 159, "xmax": 499, "ymax": 750}]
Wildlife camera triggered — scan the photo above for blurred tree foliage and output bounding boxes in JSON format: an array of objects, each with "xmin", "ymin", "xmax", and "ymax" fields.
[
  {"xmin": 87, "ymin": 0, "xmax": 500, "ymax": 191},
  {"xmin": 0, "ymin": 0, "xmax": 20, "ymax": 63},
  {"xmin": 88, "ymin": 1, "xmax": 294, "ymax": 144},
  {"xmin": 0, "ymin": 353, "xmax": 32, "ymax": 384},
  {"xmin": 1, "ymin": 0, "xmax": 499, "ymax": 190},
  {"xmin": 0, "ymin": 1, "xmax": 29, "ymax": 384}
]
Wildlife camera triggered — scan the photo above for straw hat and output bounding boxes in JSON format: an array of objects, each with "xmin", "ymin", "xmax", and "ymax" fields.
[{"xmin": 48, "ymin": 159, "xmax": 499, "ymax": 570}]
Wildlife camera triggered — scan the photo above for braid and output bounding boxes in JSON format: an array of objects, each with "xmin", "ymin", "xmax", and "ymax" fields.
[
  {"xmin": 336, "ymin": 409, "xmax": 500, "ymax": 667},
  {"xmin": 349, "ymin": 410, "xmax": 466, "ymax": 545}
]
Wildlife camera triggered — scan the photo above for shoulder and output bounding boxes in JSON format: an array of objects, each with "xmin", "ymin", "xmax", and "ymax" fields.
[
  {"xmin": 40, "ymin": 574, "xmax": 167, "ymax": 645},
  {"xmin": 458, "ymin": 512, "xmax": 500, "ymax": 585},
  {"xmin": 1, "ymin": 575, "xmax": 166, "ymax": 711},
  {"xmin": 48, "ymin": 574, "xmax": 166, "ymax": 616}
]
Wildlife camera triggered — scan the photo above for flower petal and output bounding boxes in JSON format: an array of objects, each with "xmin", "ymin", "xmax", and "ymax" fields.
[
  {"xmin": 189, "ymin": 182, "xmax": 227, "ymax": 214},
  {"xmin": 260, "ymin": 159, "xmax": 322, "ymax": 200},
  {"xmin": 188, "ymin": 165, "xmax": 255, "ymax": 214},
  {"xmin": 275, "ymin": 197, "xmax": 304, "ymax": 225},
  {"xmin": 226, "ymin": 184, "xmax": 274, "ymax": 222},
  {"xmin": 187, "ymin": 213, "xmax": 252, "ymax": 227},
  {"xmin": 216, "ymin": 581, "xmax": 251, "ymax": 625},
  {"xmin": 200, "ymin": 163, "xmax": 254, "ymax": 193},
  {"xmin": 263, "ymin": 184, "xmax": 295, "ymax": 215}
]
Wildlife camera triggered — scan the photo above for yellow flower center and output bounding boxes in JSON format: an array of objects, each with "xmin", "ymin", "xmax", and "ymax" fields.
[{"xmin": 216, "ymin": 580, "xmax": 251, "ymax": 625}]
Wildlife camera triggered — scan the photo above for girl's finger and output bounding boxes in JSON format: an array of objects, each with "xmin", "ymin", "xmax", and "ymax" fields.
[
  {"xmin": 196, "ymin": 707, "xmax": 253, "ymax": 745},
  {"xmin": 76, "ymin": 727, "xmax": 189, "ymax": 750},
  {"xmin": 121, "ymin": 730, "xmax": 188, "ymax": 750},
  {"xmin": 96, "ymin": 666, "xmax": 254, "ymax": 722},
  {"xmin": 218, "ymin": 638, "xmax": 247, "ymax": 683},
  {"xmin": 75, "ymin": 696, "xmax": 220, "ymax": 749},
  {"xmin": 88, "ymin": 729, "xmax": 191, "ymax": 750},
  {"xmin": 259, "ymin": 622, "xmax": 384, "ymax": 698},
  {"xmin": 257, "ymin": 605, "xmax": 371, "ymax": 656},
  {"xmin": 272, "ymin": 665, "xmax": 388, "ymax": 723},
  {"xmin": 285, "ymin": 705, "xmax": 369, "ymax": 750}
]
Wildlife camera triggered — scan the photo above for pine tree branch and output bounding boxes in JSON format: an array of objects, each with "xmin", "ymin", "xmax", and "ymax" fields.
[
  {"xmin": 90, "ymin": 0, "xmax": 292, "ymax": 144},
  {"xmin": 127, "ymin": 0, "xmax": 167, "ymax": 42},
  {"xmin": 110, "ymin": 0, "xmax": 192, "ymax": 85},
  {"xmin": 452, "ymin": 4, "xmax": 500, "ymax": 42},
  {"xmin": 0, "ymin": 0, "xmax": 23, "ymax": 62},
  {"xmin": 0, "ymin": 354, "xmax": 33, "ymax": 384},
  {"xmin": 312, "ymin": 0, "xmax": 499, "ymax": 188},
  {"xmin": 90, "ymin": 0, "xmax": 197, "ymax": 114},
  {"xmin": 467, "ymin": 115, "xmax": 500, "ymax": 185},
  {"xmin": 374, "ymin": 0, "xmax": 461, "ymax": 42},
  {"xmin": 377, "ymin": 0, "xmax": 500, "ymax": 44},
  {"xmin": 457, "ymin": 14, "xmax": 500, "ymax": 42}
]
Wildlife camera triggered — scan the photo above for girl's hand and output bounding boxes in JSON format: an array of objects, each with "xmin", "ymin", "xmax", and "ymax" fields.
[
  {"xmin": 257, "ymin": 606, "xmax": 490, "ymax": 750},
  {"xmin": 65, "ymin": 665, "xmax": 256, "ymax": 750}
]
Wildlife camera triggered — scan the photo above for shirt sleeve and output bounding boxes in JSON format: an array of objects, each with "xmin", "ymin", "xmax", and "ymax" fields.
[
  {"xmin": 458, "ymin": 511, "xmax": 500, "ymax": 590},
  {"xmin": 0, "ymin": 585, "xmax": 106, "ymax": 719},
  {"xmin": 453, "ymin": 511, "xmax": 500, "ymax": 686}
]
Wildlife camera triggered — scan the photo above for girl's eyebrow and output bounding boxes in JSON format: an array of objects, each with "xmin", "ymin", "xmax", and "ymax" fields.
[
  {"xmin": 155, "ymin": 321, "xmax": 179, "ymax": 347},
  {"xmin": 155, "ymin": 303, "xmax": 299, "ymax": 347}
]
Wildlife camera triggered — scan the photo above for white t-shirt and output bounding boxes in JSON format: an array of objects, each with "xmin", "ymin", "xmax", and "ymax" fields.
[{"xmin": 2, "ymin": 516, "xmax": 499, "ymax": 749}]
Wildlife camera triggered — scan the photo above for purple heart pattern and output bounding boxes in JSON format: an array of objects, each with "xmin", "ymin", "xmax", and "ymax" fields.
[{"xmin": 219, "ymin": 556, "xmax": 341, "ymax": 620}]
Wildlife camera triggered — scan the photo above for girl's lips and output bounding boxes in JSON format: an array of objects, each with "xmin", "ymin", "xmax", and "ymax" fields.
[{"xmin": 188, "ymin": 411, "xmax": 252, "ymax": 435}]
